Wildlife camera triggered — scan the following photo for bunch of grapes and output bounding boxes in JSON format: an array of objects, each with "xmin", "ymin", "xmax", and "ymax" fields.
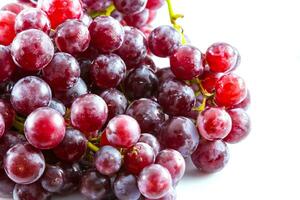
[{"xmin": 0, "ymin": 0, "xmax": 251, "ymax": 199}]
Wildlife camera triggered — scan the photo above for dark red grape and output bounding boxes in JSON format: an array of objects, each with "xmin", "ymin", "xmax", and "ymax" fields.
[
  {"xmin": 57, "ymin": 162, "xmax": 82, "ymax": 194},
  {"xmin": 82, "ymin": 0, "xmax": 112, "ymax": 12},
  {"xmin": 223, "ymin": 108, "xmax": 251, "ymax": 143},
  {"xmin": 126, "ymin": 98, "xmax": 165, "ymax": 134},
  {"xmin": 0, "ymin": 170, "xmax": 15, "ymax": 198},
  {"xmin": 155, "ymin": 149, "xmax": 185, "ymax": 184},
  {"xmin": 124, "ymin": 142, "xmax": 155, "ymax": 174},
  {"xmin": 91, "ymin": 53, "xmax": 126, "ymax": 89},
  {"xmin": 124, "ymin": 66, "xmax": 159, "ymax": 100},
  {"xmin": 41, "ymin": 165, "xmax": 65, "ymax": 193},
  {"xmin": 138, "ymin": 164, "xmax": 172, "ymax": 199},
  {"xmin": 55, "ymin": 19, "xmax": 91, "ymax": 55},
  {"xmin": 206, "ymin": 43, "xmax": 239, "ymax": 73},
  {"xmin": 0, "ymin": 115, "xmax": 5, "ymax": 138},
  {"xmin": 89, "ymin": 16, "xmax": 124, "ymax": 53},
  {"xmin": 148, "ymin": 25, "xmax": 181, "ymax": 57},
  {"xmin": 1, "ymin": 3, "xmax": 25, "ymax": 14},
  {"xmin": 170, "ymin": 45, "xmax": 204, "ymax": 80},
  {"xmin": 53, "ymin": 128, "xmax": 87, "ymax": 162},
  {"xmin": 113, "ymin": 173, "xmax": 141, "ymax": 200},
  {"xmin": 42, "ymin": 52, "xmax": 81, "ymax": 92},
  {"xmin": 0, "ymin": 11, "xmax": 16, "ymax": 46},
  {"xmin": 116, "ymin": 26, "xmax": 148, "ymax": 66},
  {"xmin": 95, "ymin": 145, "xmax": 122, "ymax": 176},
  {"xmin": 157, "ymin": 79, "xmax": 195, "ymax": 116},
  {"xmin": 156, "ymin": 67, "xmax": 175, "ymax": 83},
  {"xmin": 24, "ymin": 107, "xmax": 65, "ymax": 149},
  {"xmin": 11, "ymin": 76, "xmax": 52, "ymax": 116},
  {"xmin": 15, "ymin": 8, "xmax": 51, "ymax": 34},
  {"xmin": 100, "ymin": 89, "xmax": 128, "ymax": 121},
  {"xmin": 48, "ymin": 98, "xmax": 66, "ymax": 116},
  {"xmin": 191, "ymin": 140, "xmax": 229, "ymax": 173},
  {"xmin": 146, "ymin": 0, "xmax": 165, "ymax": 10},
  {"xmin": 0, "ymin": 99, "xmax": 15, "ymax": 130},
  {"xmin": 157, "ymin": 117, "xmax": 200, "ymax": 157},
  {"xmin": 215, "ymin": 73, "xmax": 247, "ymax": 107},
  {"xmin": 124, "ymin": 9, "xmax": 150, "ymax": 28},
  {"xmin": 80, "ymin": 170, "xmax": 111, "ymax": 200},
  {"xmin": 70, "ymin": 94, "xmax": 108, "ymax": 132},
  {"xmin": 4, "ymin": 143, "xmax": 45, "ymax": 184},
  {"xmin": 38, "ymin": 0, "xmax": 83, "ymax": 28},
  {"xmin": 0, "ymin": 45, "xmax": 16, "ymax": 83},
  {"xmin": 133, "ymin": 55, "xmax": 157, "ymax": 72},
  {"xmin": 11, "ymin": 29, "xmax": 54, "ymax": 71},
  {"xmin": 13, "ymin": 182, "xmax": 50, "ymax": 200},
  {"xmin": 111, "ymin": 9, "xmax": 123, "ymax": 22},
  {"xmin": 106, "ymin": 115, "xmax": 141, "ymax": 148},
  {"xmin": 197, "ymin": 107, "xmax": 232, "ymax": 141},
  {"xmin": 138, "ymin": 133, "xmax": 160, "ymax": 156},
  {"xmin": 113, "ymin": 0, "xmax": 147, "ymax": 15}
]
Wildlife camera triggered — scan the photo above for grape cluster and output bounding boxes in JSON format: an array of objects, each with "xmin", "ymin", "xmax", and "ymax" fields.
[{"xmin": 0, "ymin": 0, "xmax": 251, "ymax": 199}]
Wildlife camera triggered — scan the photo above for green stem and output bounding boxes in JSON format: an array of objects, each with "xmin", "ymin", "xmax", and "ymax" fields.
[
  {"xmin": 90, "ymin": 3, "xmax": 115, "ymax": 18},
  {"xmin": 87, "ymin": 142, "xmax": 100, "ymax": 152}
]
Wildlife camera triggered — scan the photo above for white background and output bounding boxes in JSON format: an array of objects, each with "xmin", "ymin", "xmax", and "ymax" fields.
[{"xmin": 1, "ymin": 0, "xmax": 300, "ymax": 200}]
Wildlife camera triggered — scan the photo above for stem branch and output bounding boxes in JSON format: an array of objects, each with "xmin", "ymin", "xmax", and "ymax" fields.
[{"xmin": 88, "ymin": 141, "xmax": 100, "ymax": 152}]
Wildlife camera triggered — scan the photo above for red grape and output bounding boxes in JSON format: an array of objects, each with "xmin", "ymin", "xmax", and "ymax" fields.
[
  {"xmin": 11, "ymin": 29, "xmax": 54, "ymax": 71},
  {"xmin": 55, "ymin": 19, "xmax": 91, "ymax": 55},
  {"xmin": 138, "ymin": 133, "xmax": 161, "ymax": 156},
  {"xmin": 24, "ymin": 107, "xmax": 65, "ymax": 149},
  {"xmin": 48, "ymin": 98, "xmax": 66, "ymax": 116},
  {"xmin": 113, "ymin": 0, "xmax": 147, "ymax": 15},
  {"xmin": 4, "ymin": 143, "xmax": 45, "ymax": 184},
  {"xmin": 89, "ymin": 16, "xmax": 124, "ymax": 53},
  {"xmin": 41, "ymin": 165, "xmax": 64, "ymax": 193},
  {"xmin": 0, "ymin": 11, "xmax": 16, "ymax": 46},
  {"xmin": 15, "ymin": 8, "xmax": 51, "ymax": 34},
  {"xmin": 1, "ymin": 3, "xmax": 25, "ymax": 14},
  {"xmin": 70, "ymin": 94, "xmax": 108, "ymax": 132},
  {"xmin": 0, "ymin": 45, "xmax": 16, "ymax": 83},
  {"xmin": 80, "ymin": 13, "xmax": 92, "ymax": 27},
  {"xmin": 113, "ymin": 173, "xmax": 141, "ymax": 200},
  {"xmin": 106, "ymin": 114, "xmax": 141, "ymax": 148},
  {"xmin": 124, "ymin": 9, "xmax": 150, "ymax": 28},
  {"xmin": 57, "ymin": 162, "xmax": 82, "ymax": 194},
  {"xmin": 145, "ymin": 187, "xmax": 176, "ymax": 200},
  {"xmin": 13, "ymin": 182, "xmax": 50, "ymax": 200},
  {"xmin": 230, "ymin": 89, "xmax": 251, "ymax": 110},
  {"xmin": 42, "ymin": 52, "xmax": 81, "ymax": 92},
  {"xmin": 215, "ymin": 73, "xmax": 247, "ymax": 107},
  {"xmin": 200, "ymin": 70, "xmax": 224, "ymax": 93},
  {"xmin": 38, "ymin": 0, "xmax": 83, "ymax": 28},
  {"xmin": 0, "ymin": 115, "xmax": 5, "ymax": 138},
  {"xmin": 146, "ymin": 0, "xmax": 165, "ymax": 10},
  {"xmin": 148, "ymin": 25, "xmax": 181, "ymax": 57},
  {"xmin": 0, "ymin": 170, "xmax": 15, "ymax": 198},
  {"xmin": 138, "ymin": 164, "xmax": 172, "ymax": 199},
  {"xmin": 10, "ymin": 76, "xmax": 52, "ymax": 116},
  {"xmin": 82, "ymin": 0, "xmax": 112, "ymax": 12},
  {"xmin": 191, "ymin": 140, "xmax": 229, "ymax": 173},
  {"xmin": 156, "ymin": 67, "xmax": 176, "ymax": 83}
]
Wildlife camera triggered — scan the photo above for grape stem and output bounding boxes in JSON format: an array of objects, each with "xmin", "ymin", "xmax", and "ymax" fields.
[
  {"xmin": 87, "ymin": 141, "xmax": 100, "ymax": 152},
  {"xmin": 165, "ymin": 0, "xmax": 186, "ymax": 44},
  {"xmin": 90, "ymin": 4, "xmax": 116, "ymax": 18}
]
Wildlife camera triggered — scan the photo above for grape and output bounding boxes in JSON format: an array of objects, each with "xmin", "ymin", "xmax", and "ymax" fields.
[
  {"xmin": 215, "ymin": 73, "xmax": 247, "ymax": 107},
  {"xmin": 0, "ymin": 11, "xmax": 16, "ymax": 46},
  {"xmin": 146, "ymin": 0, "xmax": 165, "ymax": 10},
  {"xmin": 100, "ymin": 89, "xmax": 128, "ymax": 121},
  {"xmin": 134, "ymin": 55, "xmax": 157, "ymax": 72},
  {"xmin": 48, "ymin": 98, "xmax": 66, "ymax": 116},
  {"xmin": 54, "ymin": 77, "xmax": 88, "ymax": 107},
  {"xmin": 156, "ymin": 67, "xmax": 175, "ymax": 83},
  {"xmin": 126, "ymin": 98, "xmax": 165, "ymax": 134},
  {"xmin": 148, "ymin": 25, "xmax": 181, "ymax": 57},
  {"xmin": 124, "ymin": 9, "xmax": 150, "ymax": 28},
  {"xmin": 11, "ymin": 29, "xmax": 54, "ymax": 71},
  {"xmin": 157, "ymin": 79, "xmax": 195, "ymax": 116},
  {"xmin": 157, "ymin": 117, "xmax": 200, "ymax": 157},
  {"xmin": 124, "ymin": 66, "xmax": 159, "ymax": 100},
  {"xmin": 191, "ymin": 140, "xmax": 229, "ymax": 173},
  {"xmin": 10, "ymin": 76, "xmax": 52, "ymax": 116},
  {"xmin": 155, "ymin": 149, "xmax": 185, "ymax": 184},
  {"xmin": 54, "ymin": 19, "xmax": 91, "ymax": 55},
  {"xmin": 89, "ymin": 16, "xmax": 124, "ymax": 53},
  {"xmin": 13, "ymin": 182, "xmax": 50, "ymax": 200},
  {"xmin": 82, "ymin": 0, "xmax": 112, "ymax": 12},
  {"xmin": 4, "ymin": 143, "xmax": 45, "ymax": 184},
  {"xmin": 24, "ymin": 107, "xmax": 65, "ymax": 149},
  {"xmin": 71, "ymin": 94, "xmax": 108, "ymax": 132},
  {"xmin": 113, "ymin": 173, "xmax": 141, "ymax": 200},
  {"xmin": 57, "ymin": 162, "xmax": 82, "ymax": 194},
  {"xmin": 95, "ymin": 145, "xmax": 122, "ymax": 176},
  {"xmin": 200, "ymin": 69, "xmax": 224, "ymax": 93},
  {"xmin": 124, "ymin": 142, "xmax": 155, "ymax": 174},
  {"xmin": 42, "ymin": 52, "xmax": 81, "ymax": 92},
  {"xmin": 206, "ymin": 43, "xmax": 239, "ymax": 73},
  {"xmin": 0, "ymin": 115, "xmax": 5, "ymax": 138},
  {"xmin": 106, "ymin": 115, "xmax": 141, "ymax": 148},
  {"xmin": 170, "ymin": 45, "xmax": 204, "ymax": 80},
  {"xmin": 197, "ymin": 107, "xmax": 232, "ymax": 141},
  {"xmin": 0, "ymin": 170, "xmax": 15, "ymax": 198},
  {"xmin": 111, "ymin": 9, "xmax": 123, "ymax": 22},
  {"xmin": 38, "ymin": 0, "xmax": 83, "ymax": 28},
  {"xmin": 138, "ymin": 133, "xmax": 160, "ymax": 156},
  {"xmin": 80, "ymin": 170, "xmax": 111, "ymax": 200},
  {"xmin": 145, "ymin": 187, "xmax": 176, "ymax": 200},
  {"xmin": 116, "ymin": 26, "xmax": 147, "ymax": 66},
  {"xmin": 0, "ymin": 45, "xmax": 16, "ymax": 83},
  {"xmin": 223, "ymin": 108, "xmax": 251, "ymax": 143},
  {"xmin": 230, "ymin": 89, "xmax": 251, "ymax": 110},
  {"xmin": 41, "ymin": 165, "xmax": 65, "ymax": 193},
  {"xmin": 53, "ymin": 128, "xmax": 87, "ymax": 162},
  {"xmin": 80, "ymin": 13, "xmax": 93, "ymax": 27},
  {"xmin": 138, "ymin": 164, "xmax": 172, "ymax": 199},
  {"xmin": 15, "ymin": 8, "xmax": 51, "ymax": 34},
  {"xmin": 91, "ymin": 53, "xmax": 126, "ymax": 89},
  {"xmin": 1, "ymin": 3, "xmax": 25, "ymax": 14},
  {"xmin": 113, "ymin": 0, "xmax": 147, "ymax": 15}
]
